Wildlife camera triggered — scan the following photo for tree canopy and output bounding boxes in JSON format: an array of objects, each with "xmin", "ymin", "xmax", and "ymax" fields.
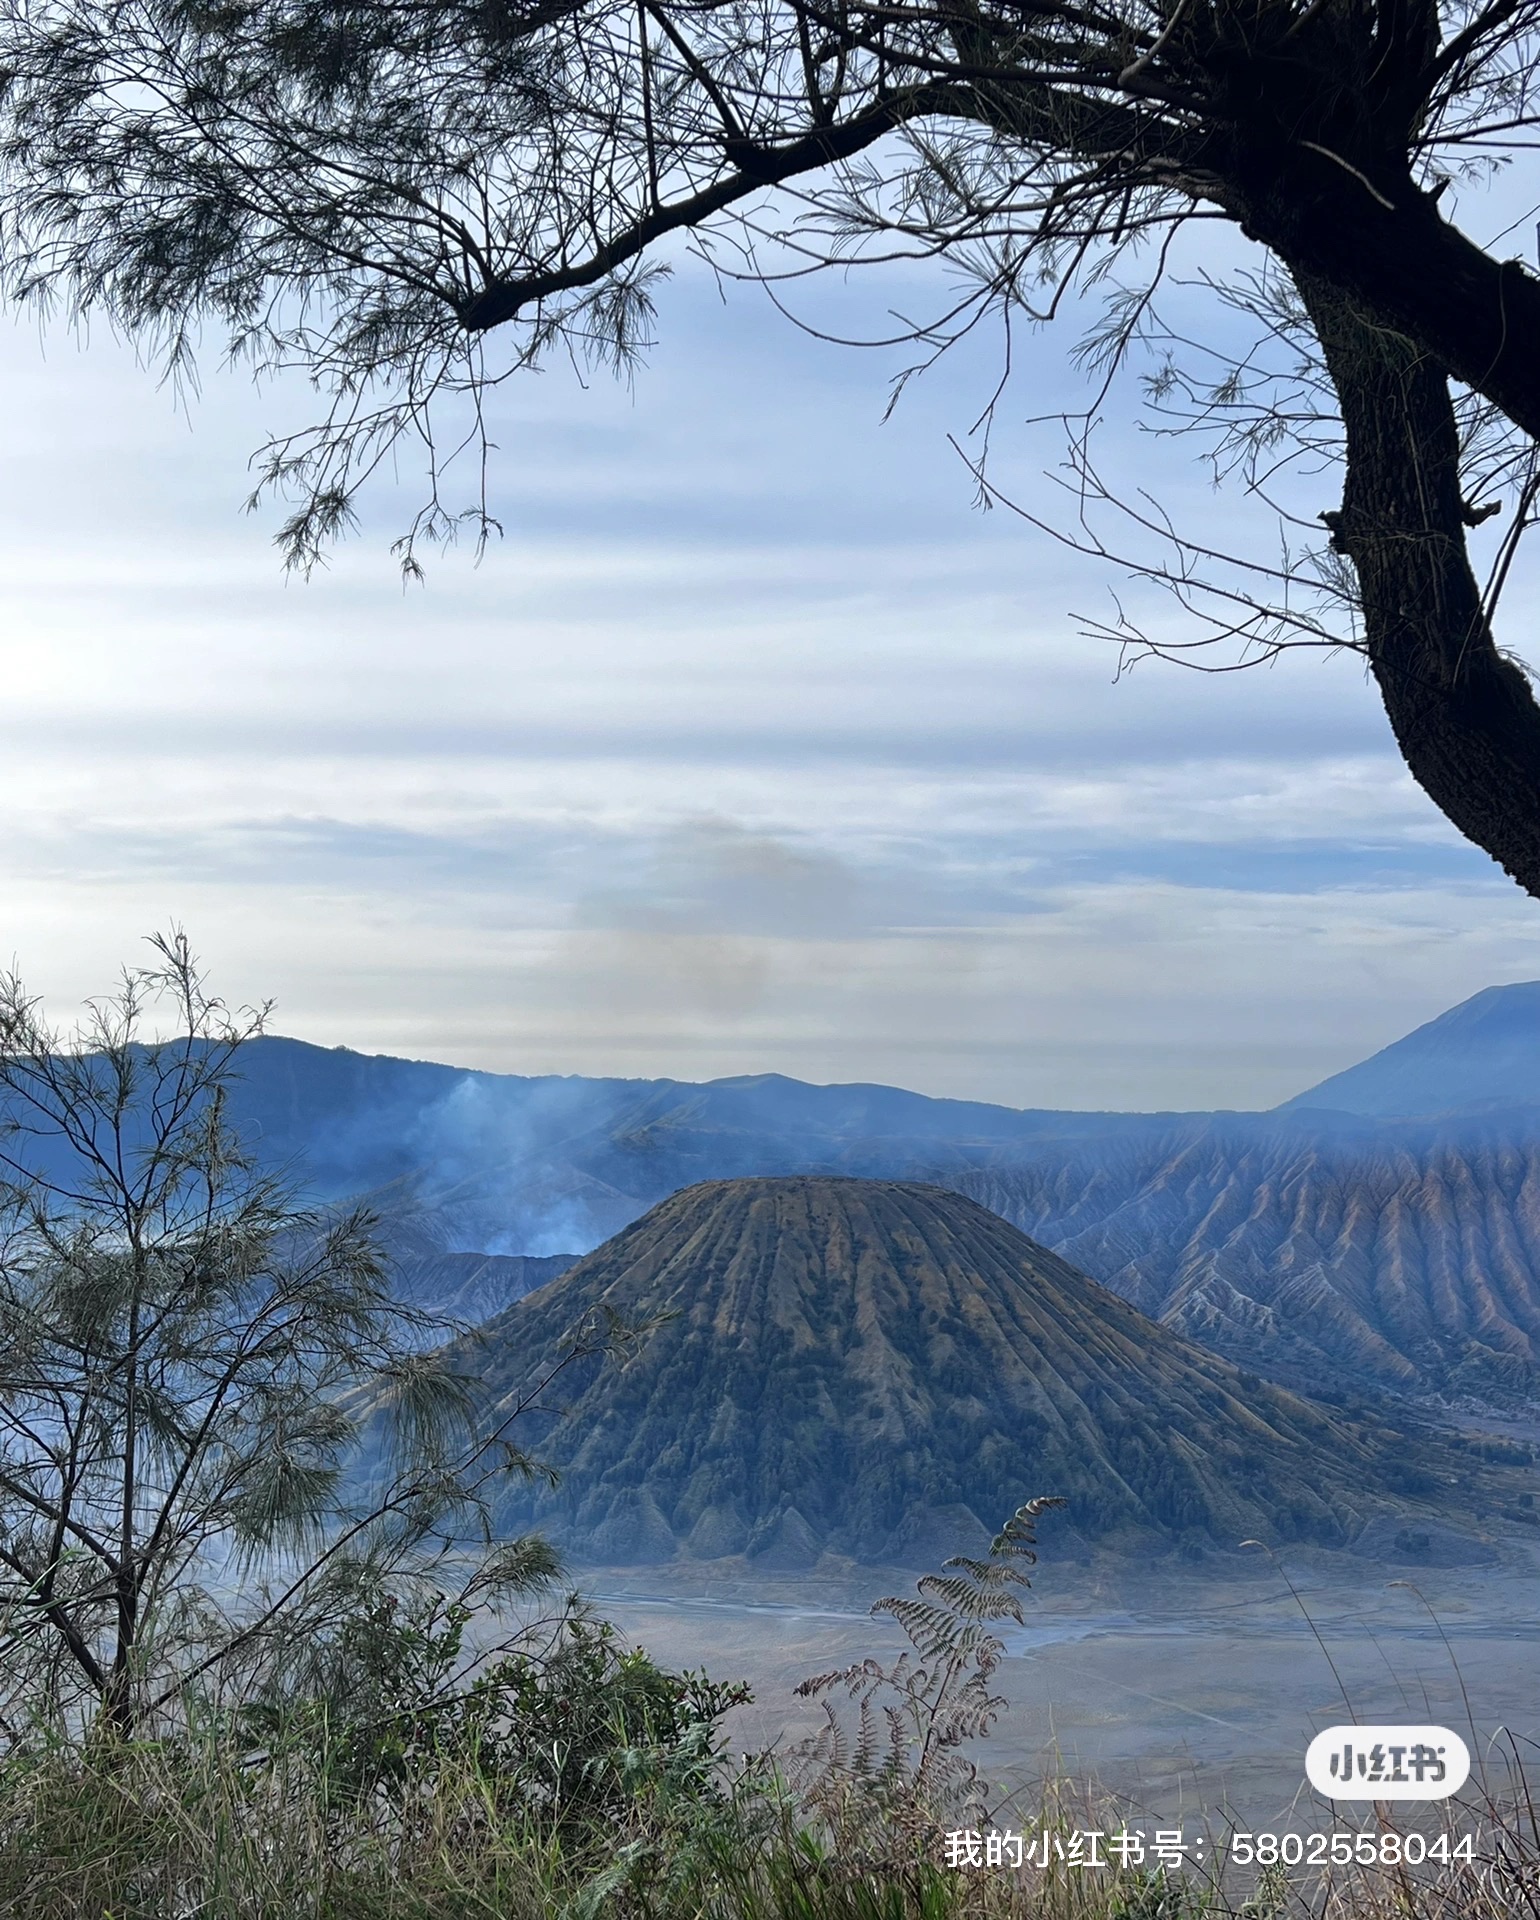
[{"xmin": 2, "ymin": 0, "xmax": 1540, "ymax": 890}]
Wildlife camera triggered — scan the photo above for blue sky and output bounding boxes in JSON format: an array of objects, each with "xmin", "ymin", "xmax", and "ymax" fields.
[{"xmin": 2, "ymin": 227, "xmax": 1538, "ymax": 1110}]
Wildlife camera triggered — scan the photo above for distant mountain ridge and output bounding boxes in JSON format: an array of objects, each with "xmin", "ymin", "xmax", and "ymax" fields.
[
  {"xmin": 446, "ymin": 1178, "xmax": 1515, "ymax": 1568},
  {"xmin": 212, "ymin": 988, "xmax": 1540, "ymax": 1404}
]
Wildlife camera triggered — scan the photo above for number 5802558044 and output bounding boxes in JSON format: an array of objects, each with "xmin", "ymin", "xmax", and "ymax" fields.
[{"xmin": 1228, "ymin": 1832, "xmax": 1477, "ymax": 1867}]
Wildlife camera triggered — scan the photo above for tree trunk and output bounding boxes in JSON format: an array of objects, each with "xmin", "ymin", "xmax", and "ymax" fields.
[
  {"xmin": 1240, "ymin": 165, "xmax": 1540, "ymax": 449},
  {"xmin": 1292, "ymin": 271, "xmax": 1540, "ymax": 900}
]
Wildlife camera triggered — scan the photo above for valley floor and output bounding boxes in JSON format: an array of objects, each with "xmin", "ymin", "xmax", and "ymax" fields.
[{"xmin": 580, "ymin": 1543, "xmax": 1540, "ymax": 1833}]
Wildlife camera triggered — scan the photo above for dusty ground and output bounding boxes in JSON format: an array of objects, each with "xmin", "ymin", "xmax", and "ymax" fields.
[{"xmin": 573, "ymin": 1539, "xmax": 1540, "ymax": 1833}]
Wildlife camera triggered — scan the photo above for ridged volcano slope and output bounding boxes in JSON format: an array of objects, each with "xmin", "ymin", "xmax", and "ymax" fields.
[
  {"xmin": 457, "ymin": 1178, "xmax": 1493, "ymax": 1568},
  {"xmin": 950, "ymin": 1128, "xmax": 1540, "ymax": 1401}
]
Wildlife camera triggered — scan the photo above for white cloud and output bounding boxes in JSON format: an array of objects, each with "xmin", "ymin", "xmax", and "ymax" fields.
[{"xmin": 0, "ymin": 275, "xmax": 1536, "ymax": 1109}]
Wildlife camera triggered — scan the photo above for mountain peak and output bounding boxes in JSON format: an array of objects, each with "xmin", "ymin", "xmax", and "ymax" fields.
[
  {"xmin": 1279, "ymin": 981, "xmax": 1540, "ymax": 1118},
  {"xmin": 458, "ymin": 1175, "xmax": 1485, "ymax": 1567}
]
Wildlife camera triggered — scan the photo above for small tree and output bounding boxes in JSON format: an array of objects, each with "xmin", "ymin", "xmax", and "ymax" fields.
[{"xmin": 0, "ymin": 932, "xmax": 564, "ymax": 1740}]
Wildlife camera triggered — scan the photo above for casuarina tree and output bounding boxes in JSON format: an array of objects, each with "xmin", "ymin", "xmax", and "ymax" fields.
[
  {"xmin": 1, "ymin": 0, "xmax": 1538, "ymax": 888},
  {"xmin": 0, "ymin": 931, "xmax": 571, "ymax": 1737}
]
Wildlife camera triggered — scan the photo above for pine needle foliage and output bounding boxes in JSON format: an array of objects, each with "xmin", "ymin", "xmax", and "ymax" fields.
[
  {"xmin": 11, "ymin": 0, "xmax": 1540, "ymax": 903},
  {"xmin": 792, "ymin": 1496, "xmax": 1068, "ymax": 1859}
]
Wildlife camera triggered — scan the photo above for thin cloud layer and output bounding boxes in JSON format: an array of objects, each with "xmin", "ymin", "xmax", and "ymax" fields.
[{"xmin": 0, "ymin": 275, "xmax": 1535, "ymax": 1109}]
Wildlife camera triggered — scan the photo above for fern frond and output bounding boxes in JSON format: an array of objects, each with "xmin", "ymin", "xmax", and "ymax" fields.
[
  {"xmin": 871, "ymin": 1595, "xmax": 963, "ymax": 1658},
  {"xmin": 794, "ymin": 1668, "xmax": 849, "ymax": 1698},
  {"xmin": 785, "ymin": 1493, "xmax": 1066, "ymax": 1858},
  {"xmin": 990, "ymin": 1494, "xmax": 1068, "ymax": 1558},
  {"xmin": 853, "ymin": 1695, "xmax": 878, "ymax": 1775},
  {"xmin": 916, "ymin": 1571, "xmax": 1028, "ymax": 1627}
]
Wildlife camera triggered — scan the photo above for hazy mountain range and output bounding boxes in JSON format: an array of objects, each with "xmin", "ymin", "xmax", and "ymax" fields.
[{"xmin": 221, "ymin": 982, "xmax": 1540, "ymax": 1404}]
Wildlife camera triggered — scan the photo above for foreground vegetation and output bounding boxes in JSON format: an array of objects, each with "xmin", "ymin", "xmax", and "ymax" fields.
[
  {"xmin": 2, "ymin": 1504, "xmax": 1537, "ymax": 1920},
  {"xmin": 0, "ymin": 942, "xmax": 1534, "ymax": 1917}
]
